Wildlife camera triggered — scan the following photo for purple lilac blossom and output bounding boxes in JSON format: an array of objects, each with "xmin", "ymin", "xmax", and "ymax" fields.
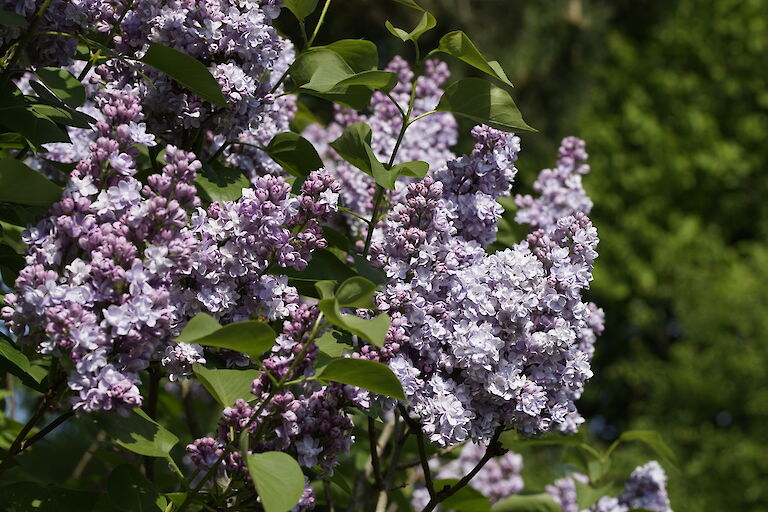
[
  {"xmin": 368, "ymin": 133, "xmax": 602, "ymax": 446},
  {"xmin": 0, "ymin": 88, "xmax": 202, "ymax": 414},
  {"xmin": 181, "ymin": 170, "xmax": 340, "ymax": 324},
  {"xmin": 547, "ymin": 461, "xmax": 672, "ymax": 512},
  {"xmin": 22, "ymin": 0, "xmax": 295, "ymax": 159},
  {"xmin": 433, "ymin": 125, "xmax": 521, "ymax": 247},
  {"xmin": 187, "ymin": 305, "xmax": 356, "ymax": 481},
  {"xmin": 304, "ymin": 57, "xmax": 458, "ymax": 223},
  {"xmin": 515, "ymin": 137, "xmax": 593, "ymax": 231}
]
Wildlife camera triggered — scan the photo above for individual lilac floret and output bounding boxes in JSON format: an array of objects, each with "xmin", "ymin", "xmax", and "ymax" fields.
[
  {"xmin": 434, "ymin": 125, "xmax": 521, "ymax": 247},
  {"xmin": 304, "ymin": 57, "xmax": 457, "ymax": 222},
  {"xmin": 515, "ymin": 137, "xmax": 593, "ymax": 232},
  {"xmin": 1, "ymin": 89, "xmax": 204, "ymax": 414},
  {"xmin": 546, "ymin": 461, "xmax": 672, "ymax": 512},
  {"xmin": 182, "ymin": 171, "xmax": 339, "ymax": 323}
]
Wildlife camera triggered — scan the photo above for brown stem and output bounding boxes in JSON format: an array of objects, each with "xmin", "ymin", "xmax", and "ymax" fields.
[
  {"xmin": 368, "ymin": 416, "xmax": 384, "ymax": 490},
  {"xmin": 398, "ymin": 405, "xmax": 435, "ymax": 499},
  {"xmin": 421, "ymin": 432, "xmax": 505, "ymax": 512},
  {"xmin": 143, "ymin": 366, "xmax": 161, "ymax": 482}
]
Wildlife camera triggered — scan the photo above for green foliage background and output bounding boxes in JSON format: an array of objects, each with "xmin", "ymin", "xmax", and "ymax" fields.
[{"xmin": 318, "ymin": 0, "xmax": 768, "ymax": 509}]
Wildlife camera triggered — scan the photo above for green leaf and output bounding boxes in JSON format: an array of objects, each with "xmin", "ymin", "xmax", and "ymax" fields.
[
  {"xmin": 95, "ymin": 408, "xmax": 178, "ymax": 458},
  {"xmin": 321, "ymin": 40, "xmax": 379, "ymax": 72},
  {"xmin": 246, "ymin": 452, "xmax": 305, "ymax": 512},
  {"xmin": 0, "ymin": 243, "xmax": 24, "ymax": 287},
  {"xmin": 0, "ymin": 89, "xmax": 71, "ymax": 148},
  {"xmin": 140, "ymin": 43, "xmax": 226, "ymax": 107},
  {"xmin": 35, "ymin": 67, "xmax": 86, "ymax": 108},
  {"xmin": 283, "ymin": 0, "xmax": 319, "ymax": 20},
  {"xmin": 317, "ymin": 358, "xmax": 405, "ymax": 400},
  {"xmin": 174, "ymin": 312, "xmax": 221, "ymax": 342},
  {"xmin": 292, "ymin": 49, "xmax": 355, "ymax": 92},
  {"xmin": 318, "ymin": 298, "xmax": 390, "ymax": 347},
  {"xmin": 491, "ymin": 493, "xmax": 561, "ymax": 512},
  {"xmin": 264, "ymin": 132, "xmax": 324, "ymax": 177},
  {"xmin": 0, "ymin": 159, "xmax": 62, "ymax": 207},
  {"xmin": 107, "ymin": 464, "xmax": 164, "ymax": 512},
  {"xmin": 0, "ymin": 338, "xmax": 35, "ymax": 380},
  {"xmin": 314, "ymin": 330, "xmax": 352, "ymax": 359},
  {"xmin": 617, "ymin": 430, "xmax": 677, "ymax": 466},
  {"xmin": 436, "ymin": 78, "xmax": 536, "ymax": 133},
  {"xmin": 375, "ymin": 160, "xmax": 429, "ymax": 190},
  {"xmin": 193, "ymin": 363, "xmax": 260, "ymax": 407},
  {"xmin": 332, "ymin": 70, "xmax": 397, "ymax": 92},
  {"xmin": 385, "ymin": 11, "xmax": 436, "ymax": 43},
  {"xmin": 175, "ymin": 313, "xmax": 276, "ymax": 360},
  {"xmin": 335, "ymin": 276, "xmax": 376, "ymax": 308},
  {"xmin": 329, "ymin": 121, "xmax": 386, "ymax": 177},
  {"xmin": 433, "ymin": 31, "xmax": 513, "ymax": 87},
  {"xmin": 314, "ymin": 280, "xmax": 337, "ymax": 300},
  {"xmin": 195, "ymin": 162, "xmax": 250, "ymax": 202},
  {"xmin": 0, "ymin": 9, "xmax": 27, "ymax": 28}
]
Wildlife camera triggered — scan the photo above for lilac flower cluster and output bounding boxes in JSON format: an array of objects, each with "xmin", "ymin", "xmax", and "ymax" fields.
[
  {"xmin": 1, "ymin": 87, "xmax": 203, "ymax": 413},
  {"xmin": 411, "ymin": 442, "xmax": 524, "ymax": 510},
  {"xmin": 2, "ymin": 86, "xmax": 340, "ymax": 413},
  {"xmin": 181, "ymin": 171, "xmax": 340, "ymax": 324},
  {"xmin": 370, "ymin": 130, "xmax": 602, "ymax": 446},
  {"xmin": 434, "ymin": 125, "xmax": 521, "ymax": 247},
  {"xmin": 515, "ymin": 137, "xmax": 593, "ymax": 231},
  {"xmin": 187, "ymin": 305, "xmax": 356, "ymax": 509},
  {"xmin": 304, "ymin": 57, "xmax": 457, "ymax": 219},
  {"xmin": 547, "ymin": 461, "xmax": 673, "ymax": 512},
  {"xmin": 80, "ymin": 0, "xmax": 293, "ymax": 145}
]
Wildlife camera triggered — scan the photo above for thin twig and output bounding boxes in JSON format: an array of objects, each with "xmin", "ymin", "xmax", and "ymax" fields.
[
  {"xmin": 399, "ymin": 405, "xmax": 435, "ymax": 499},
  {"xmin": 69, "ymin": 430, "xmax": 107, "ymax": 481},
  {"xmin": 368, "ymin": 417, "xmax": 384, "ymax": 490},
  {"xmin": 307, "ymin": 0, "xmax": 333, "ymax": 47},
  {"xmin": 421, "ymin": 432, "xmax": 505, "ymax": 512},
  {"xmin": 0, "ymin": 0, "xmax": 53, "ymax": 84}
]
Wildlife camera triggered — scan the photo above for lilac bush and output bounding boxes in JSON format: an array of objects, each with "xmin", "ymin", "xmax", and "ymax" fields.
[{"xmin": 0, "ymin": 1, "xmax": 673, "ymax": 511}]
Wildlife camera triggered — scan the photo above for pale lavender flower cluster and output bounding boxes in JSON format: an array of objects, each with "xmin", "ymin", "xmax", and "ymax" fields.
[
  {"xmin": 187, "ymin": 305, "xmax": 355, "ymax": 509},
  {"xmin": 2, "ymin": 87, "xmax": 339, "ymax": 413},
  {"xmin": 0, "ymin": 88, "xmax": 204, "ymax": 413},
  {"xmin": 547, "ymin": 461, "xmax": 673, "ymax": 512},
  {"xmin": 181, "ymin": 171, "xmax": 340, "ymax": 323},
  {"xmin": 413, "ymin": 442, "xmax": 524, "ymax": 509},
  {"xmin": 434, "ymin": 125, "xmax": 521, "ymax": 247},
  {"xmin": 515, "ymin": 137, "xmax": 593, "ymax": 231},
  {"xmin": 304, "ymin": 57, "xmax": 457, "ymax": 219},
  {"xmin": 93, "ymin": 0, "xmax": 291, "ymax": 142},
  {"xmin": 370, "ymin": 132, "xmax": 602, "ymax": 446}
]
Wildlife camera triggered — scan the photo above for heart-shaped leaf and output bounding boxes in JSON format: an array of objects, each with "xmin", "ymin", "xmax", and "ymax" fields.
[
  {"xmin": 0, "ymin": 159, "xmax": 62, "ymax": 207},
  {"xmin": 433, "ymin": 31, "xmax": 513, "ymax": 87},
  {"xmin": 96, "ymin": 409, "xmax": 178, "ymax": 458}
]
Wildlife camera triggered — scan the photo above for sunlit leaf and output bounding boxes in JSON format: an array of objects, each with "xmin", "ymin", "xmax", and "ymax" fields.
[
  {"xmin": 318, "ymin": 358, "xmax": 405, "ymax": 400},
  {"xmin": 247, "ymin": 452, "xmax": 305, "ymax": 512},
  {"xmin": 437, "ymin": 78, "xmax": 536, "ymax": 133}
]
